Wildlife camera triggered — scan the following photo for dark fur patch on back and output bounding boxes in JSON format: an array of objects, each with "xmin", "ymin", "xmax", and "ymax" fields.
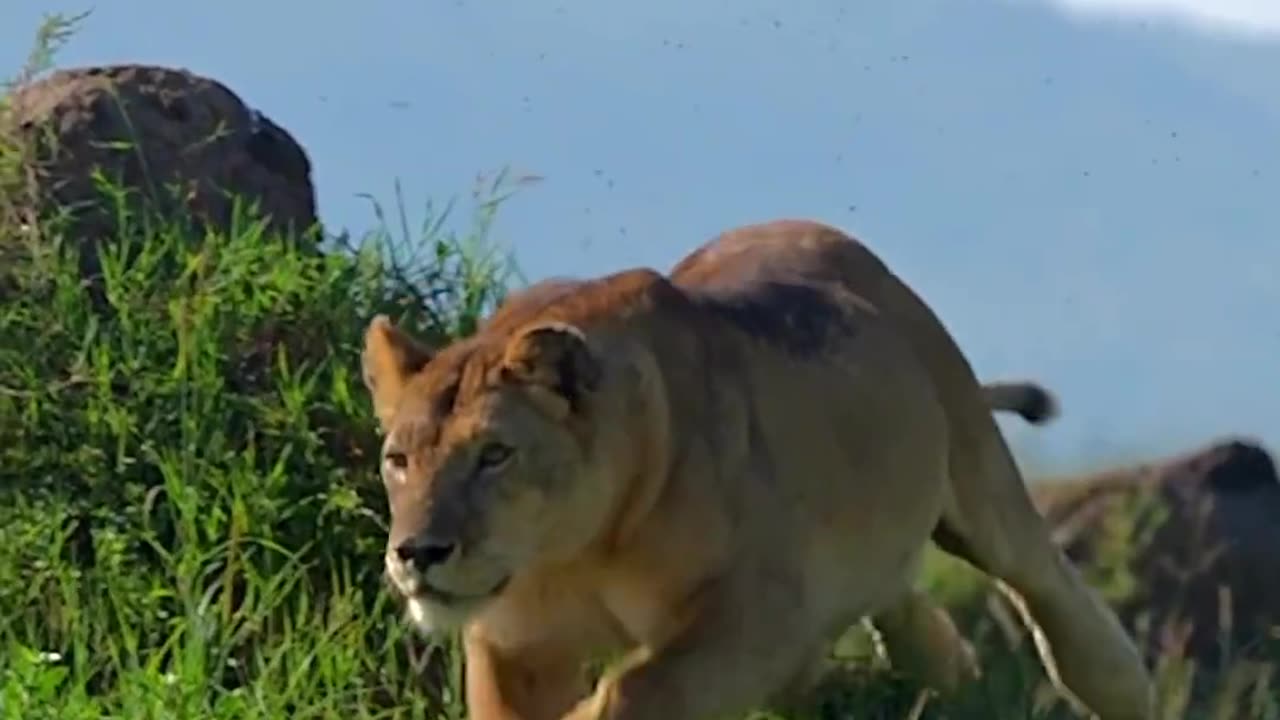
[{"xmin": 690, "ymin": 281, "xmax": 857, "ymax": 359}]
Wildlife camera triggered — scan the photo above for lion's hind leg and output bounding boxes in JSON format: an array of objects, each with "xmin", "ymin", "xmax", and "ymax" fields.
[{"xmin": 931, "ymin": 433, "xmax": 1155, "ymax": 720}]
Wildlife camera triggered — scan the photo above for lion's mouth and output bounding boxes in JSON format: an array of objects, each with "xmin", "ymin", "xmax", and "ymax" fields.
[
  {"xmin": 383, "ymin": 552, "xmax": 512, "ymax": 607},
  {"xmin": 414, "ymin": 575, "xmax": 511, "ymax": 606}
]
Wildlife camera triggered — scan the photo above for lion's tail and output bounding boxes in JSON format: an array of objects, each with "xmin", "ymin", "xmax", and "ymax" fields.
[{"xmin": 982, "ymin": 381, "xmax": 1059, "ymax": 425}]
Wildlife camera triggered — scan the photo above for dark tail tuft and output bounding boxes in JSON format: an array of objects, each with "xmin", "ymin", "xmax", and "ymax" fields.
[{"xmin": 984, "ymin": 381, "xmax": 1060, "ymax": 425}]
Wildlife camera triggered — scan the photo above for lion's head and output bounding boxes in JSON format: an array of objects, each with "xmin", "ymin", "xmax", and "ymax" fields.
[{"xmin": 361, "ymin": 313, "xmax": 639, "ymax": 633}]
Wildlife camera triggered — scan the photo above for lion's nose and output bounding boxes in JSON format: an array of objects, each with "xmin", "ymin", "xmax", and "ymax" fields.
[{"xmin": 395, "ymin": 539, "xmax": 456, "ymax": 571}]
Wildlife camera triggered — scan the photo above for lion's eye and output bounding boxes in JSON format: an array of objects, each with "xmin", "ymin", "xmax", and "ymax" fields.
[
  {"xmin": 476, "ymin": 442, "xmax": 514, "ymax": 471},
  {"xmin": 384, "ymin": 451, "xmax": 409, "ymax": 471}
]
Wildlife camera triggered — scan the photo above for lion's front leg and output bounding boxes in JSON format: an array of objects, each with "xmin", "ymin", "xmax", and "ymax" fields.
[
  {"xmin": 559, "ymin": 584, "xmax": 814, "ymax": 720},
  {"xmin": 465, "ymin": 628, "xmax": 589, "ymax": 720}
]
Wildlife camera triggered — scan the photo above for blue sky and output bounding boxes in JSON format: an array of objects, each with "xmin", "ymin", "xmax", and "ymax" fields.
[{"xmin": 4, "ymin": 1, "xmax": 1278, "ymax": 474}]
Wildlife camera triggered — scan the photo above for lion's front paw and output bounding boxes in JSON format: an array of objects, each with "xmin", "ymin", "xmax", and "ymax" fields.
[{"xmin": 558, "ymin": 690, "xmax": 608, "ymax": 720}]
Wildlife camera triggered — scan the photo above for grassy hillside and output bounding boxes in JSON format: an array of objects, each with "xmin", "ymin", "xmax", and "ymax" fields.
[
  {"xmin": 1, "ymin": 17, "xmax": 1276, "ymax": 720},
  {"xmin": 0, "ymin": 162, "xmax": 517, "ymax": 719}
]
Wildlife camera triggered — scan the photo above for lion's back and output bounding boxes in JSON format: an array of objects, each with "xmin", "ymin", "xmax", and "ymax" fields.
[
  {"xmin": 667, "ymin": 222, "xmax": 957, "ymax": 596},
  {"xmin": 670, "ymin": 218, "xmax": 1001, "ymax": 464},
  {"xmin": 668, "ymin": 219, "xmax": 896, "ymax": 360}
]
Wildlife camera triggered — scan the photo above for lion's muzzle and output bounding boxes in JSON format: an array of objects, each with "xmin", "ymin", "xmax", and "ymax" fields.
[
  {"xmin": 383, "ymin": 539, "xmax": 511, "ymax": 611},
  {"xmin": 395, "ymin": 537, "xmax": 457, "ymax": 574}
]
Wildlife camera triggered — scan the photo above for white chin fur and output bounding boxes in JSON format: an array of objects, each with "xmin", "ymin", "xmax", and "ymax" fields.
[
  {"xmin": 406, "ymin": 596, "xmax": 433, "ymax": 631},
  {"xmin": 405, "ymin": 595, "xmax": 467, "ymax": 635}
]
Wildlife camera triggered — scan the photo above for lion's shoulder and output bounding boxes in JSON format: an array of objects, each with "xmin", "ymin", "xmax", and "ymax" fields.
[{"xmin": 481, "ymin": 268, "xmax": 685, "ymax": 336}]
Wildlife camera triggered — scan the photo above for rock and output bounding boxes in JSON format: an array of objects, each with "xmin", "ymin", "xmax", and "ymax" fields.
[
  {"xmin": 1, "ymin": 63, "xmax": 318, "ymax": 278},
  {"xmin": 1031, "ymin": 438, "xmax": 1280, "ymax": 666}
]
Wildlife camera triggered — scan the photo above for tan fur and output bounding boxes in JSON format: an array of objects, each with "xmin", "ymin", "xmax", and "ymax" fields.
[{"xmin": 362, "ymin": 219, "xmax": 1153, "ymax": 720}]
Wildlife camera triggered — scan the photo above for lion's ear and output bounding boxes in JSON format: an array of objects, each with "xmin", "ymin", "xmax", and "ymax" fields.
[
  {"xmin": 362, "ymin": 315, "xmax": 435, "ymax": 430},
  {"xmin": 500, "ymin": 322, "xmax": 601, "ymax": 413}
]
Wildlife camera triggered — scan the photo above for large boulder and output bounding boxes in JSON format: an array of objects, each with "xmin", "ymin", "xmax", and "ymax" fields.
[
  {"xmin": 1, "ymin": 63, "xmax": 318, "ymax": 277},
  {"xmin": 1030, "ymin": 438, "xmax": 1280, "ymax": 666}
]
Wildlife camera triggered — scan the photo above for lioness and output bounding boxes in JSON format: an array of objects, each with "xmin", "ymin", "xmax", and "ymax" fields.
[{"xmin": 363, "ymin": 219, "xmax": 1154, "ymax": 720}]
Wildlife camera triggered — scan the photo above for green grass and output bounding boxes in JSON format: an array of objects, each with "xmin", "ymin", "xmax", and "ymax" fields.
[
  {"xmin": 1, "ymin": 14, "xmax": 1277, "ymax": 720},
  {"xmin": 0, "ymin": 165, "xmax": 528, "ymax": 718}
]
